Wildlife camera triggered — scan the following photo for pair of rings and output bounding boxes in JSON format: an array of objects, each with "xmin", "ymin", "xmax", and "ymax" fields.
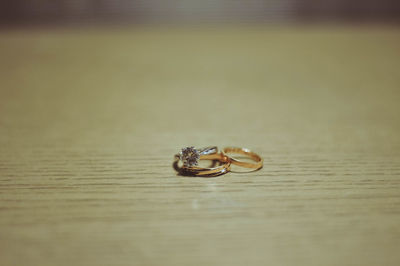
[{"xmin": 173, "ymin": 146, "xmax": 263, "ymax": 177}]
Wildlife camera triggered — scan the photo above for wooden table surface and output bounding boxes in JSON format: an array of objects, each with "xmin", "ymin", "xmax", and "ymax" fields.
[{"xmin": 1, "ymin": 25, "xmax": 400, "ymax": 266}]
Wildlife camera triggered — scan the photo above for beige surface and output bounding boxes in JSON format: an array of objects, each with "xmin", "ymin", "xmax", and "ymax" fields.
[{"xmin": 0, "ymin": 25, "xmax": 400, "ymax": 266}]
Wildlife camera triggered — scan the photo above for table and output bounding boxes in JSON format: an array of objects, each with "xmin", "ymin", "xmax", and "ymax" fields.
[{"xmin": 1, "ymin": 25, "xmax": 400, "ymax": 266}]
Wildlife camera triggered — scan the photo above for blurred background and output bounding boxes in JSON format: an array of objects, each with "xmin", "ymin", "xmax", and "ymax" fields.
[
  {"xmin": 1, "ymin": 0, "xmax": 400, "ymax": 26},
  {"xmin": 1, "ymin": 1, "xmax": 400, "ymax": 266}
]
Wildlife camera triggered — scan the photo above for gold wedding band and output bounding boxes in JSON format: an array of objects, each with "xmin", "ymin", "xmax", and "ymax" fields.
[{"xmin": 222, "ymin": 147, "xmax": 263, "ymax": 170}]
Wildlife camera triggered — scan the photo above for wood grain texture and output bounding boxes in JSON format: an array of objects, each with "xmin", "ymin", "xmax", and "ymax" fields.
[{"xmin": 0, "ymin": 25, "xmax": 400, "ymax": 266}]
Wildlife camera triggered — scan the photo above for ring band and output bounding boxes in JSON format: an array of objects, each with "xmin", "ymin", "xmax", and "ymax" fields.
[
  {"xmin": 198, "ymin": 146, "xmax": 218, "ymax": 156},
  {"xmin": 222, "ymin": 147, "xmax": 263, "ymax": 170}
]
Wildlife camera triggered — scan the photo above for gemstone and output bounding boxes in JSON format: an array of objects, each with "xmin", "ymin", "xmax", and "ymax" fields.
[{"xmin": 179, "ymin": 146, "xmax": 200, "ymax": 167}]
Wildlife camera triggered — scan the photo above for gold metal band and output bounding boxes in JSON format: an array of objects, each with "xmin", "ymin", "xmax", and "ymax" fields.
[{"xmin": 222, "ymin": 147, "xmax": 263, "ymax": 170}]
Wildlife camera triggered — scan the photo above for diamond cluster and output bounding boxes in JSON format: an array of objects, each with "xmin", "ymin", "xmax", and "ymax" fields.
[{"xmin": 179, "ymin": 146, "xmax": 200, "ymax": 167}]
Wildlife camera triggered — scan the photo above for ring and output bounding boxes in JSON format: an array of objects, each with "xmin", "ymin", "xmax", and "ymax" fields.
[
  {"xmin": 178, "ymin": 146, "xmax": 218, "ymax": 167},
  {"xmin": 222, "ymin": 147, "xmax": 263, "ymax": 170},
  {"xmin": 174, "ymin": 146, "xmax": 231, "ymax": 177}
]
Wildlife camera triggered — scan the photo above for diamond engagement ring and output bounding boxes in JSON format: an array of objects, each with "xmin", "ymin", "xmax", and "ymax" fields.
[
  {"xmin": 173, "ymin": 146, "xmax": 231, "ymax": 177},
  {"xmin": 178, "ymin": 146, "xmax": 217, "ymax": 167}
]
